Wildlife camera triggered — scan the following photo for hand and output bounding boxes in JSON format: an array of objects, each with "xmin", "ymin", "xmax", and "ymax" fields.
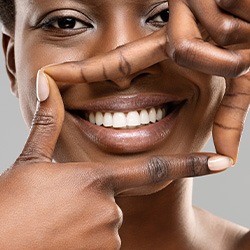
[
  {"xmin": 167, "ymin": 0, "xmax": 250, "ymax": 77},
  {"xmin": 0, "ymin": 70, "xmax": 232, "ymax": 248},
  {"xmin": 43, "ymin": 0, "xmax": 250, "ymax": 162},
  {"xmin": 168, "ymin": 0, "xmax": 250, "ymax": 162},
  {"xmin": 181, "ymin": 0, "xmax": 250, "ymax": 161},
  {"xmin": 42, "ymin": 0, "xmax": 250, "ymax": 81},
  {"xmin": 184, "ymin": 0, "xmax": 250, "ymax": 45},
  {"xmin": 213, "ymin": 73, "xmax": 250, "ymax": 161}
]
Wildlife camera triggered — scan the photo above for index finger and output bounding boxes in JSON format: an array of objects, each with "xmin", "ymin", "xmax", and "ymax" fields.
[
  {"xmin": 104, "ymin": 153, "xmax": 233, "ymax": 196},
  {"xmin": 43, "ymin": 28, "xmax": 168, "ymax": 88},
  {"xmin": 43, "ymin": 5, "xmax": 250, "ymax": 85}
]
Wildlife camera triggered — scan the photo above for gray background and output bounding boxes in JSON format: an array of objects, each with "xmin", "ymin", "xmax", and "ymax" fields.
[{"xmin": 0, "ymin": 37, "xmax": 249, "ymax": 228}]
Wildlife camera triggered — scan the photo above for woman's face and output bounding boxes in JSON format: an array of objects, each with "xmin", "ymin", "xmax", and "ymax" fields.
[{"xmin": 13, "ymin": 0, "xmax": 225, "ymax": 164}]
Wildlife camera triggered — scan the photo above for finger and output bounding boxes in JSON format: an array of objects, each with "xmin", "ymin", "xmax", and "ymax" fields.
[
  {"xmin": 213, "ymin": 73, "xmax": 250, "ymax": 162},
  {"xmin": 168, "ymin": 0, "xmax": 250, "ymax": 78},
  {"xmin": 187, "ymin": 0, "xmax": 250, "ymax": 45},
  {"xmin": 16, "ymin": 71, "xmax": 64, "ymax": 164},
  {"xmin": 43, "ymin": 28, "xmax": 168, "ymax": 87},
  {"xmin": 105, "ymin": 153, "xmax": 233, "ymax": 196},
  {"xmin": 216, "ymin": 0, "xmax": 250, "ymax": 22},
  {"xmin": 44, "ymin": 2, "xmax": 250, "ymax": 85}
]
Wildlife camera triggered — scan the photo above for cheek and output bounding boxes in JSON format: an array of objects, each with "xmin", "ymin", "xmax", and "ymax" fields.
[
  {"xmin": 14, "ymin": 39, "xmax": 90, "ymax": 127},
  {"xmin": 189, "ymin": 76, "xmax": 225, "ymax": 151},
  {"xmin": 197, "ymin": 76, "xmax": 225, "ymax": 123}
]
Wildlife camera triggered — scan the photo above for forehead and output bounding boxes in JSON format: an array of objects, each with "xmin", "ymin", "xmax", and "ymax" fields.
[
  {"xmin": 16, "ymin": 0, "xmax": 167, "ymax": 19},
  {"xmin": 18, "ymin": 0, "xmax": 166, "ymax": 8},
  {"xmin": 24, "ymin": 0, "xmax": 160, "ymax": 5}
]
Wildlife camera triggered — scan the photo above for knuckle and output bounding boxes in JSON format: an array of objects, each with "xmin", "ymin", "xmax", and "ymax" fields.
[
  {"xmin": 32, "ymin": 109, "xmax": 58, "ymax": 135},
  {"xmin": 216, "ymin": 0, "xmax": 236, "ymax": 10},
  {"xmin": 17, "ymin": 145, "xmax": 50, "ymax": 163},
  {"xmin": 171, "ymin": 40, "xmax": 197, "ymax": 66},
  {"xmin": 216, "ymin": 19, "xmax": 239, "ymax": 45},
  {"xmin": 32, "ymin": 112, "xmax": 56, "ymax": 128},
  {"xmin": 226, "ymin": 51, "xmax": 248, "ymax": 78},
  {"xmin": 146, "ymin": 156, "xmax": 169, "ymax": 183},
  {"xmin": 78, "ymin": 166, "xmax": 106, "ymax": 190},
  {"xmin": 118, "ymin": 52, "xmax": 132, "ymax": 78},
  {"xmin": 186, "ymin": 154, "xmax": 209, "ymax": 177},
  {"xmin": 80, "ymin": 66, "xmax": 88, "ymax": 82}
]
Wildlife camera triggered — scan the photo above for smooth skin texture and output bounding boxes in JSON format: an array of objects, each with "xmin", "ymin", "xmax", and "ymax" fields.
[
  {"xmin": 44, "ymin": 0, "xmax": 250, "ymax": 162},
  {"xmin": 0, "ymin": 0, "xmax": 250, "ymax": 249},
  {"xmin": 0, "ymin": 74, "xmax": 225, "ymax": 249}
]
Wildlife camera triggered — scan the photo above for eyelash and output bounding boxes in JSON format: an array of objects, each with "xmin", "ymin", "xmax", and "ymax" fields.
[
  {"xmin": 147, "ymin": 9, "xmax": 169, "ymax": 27},
  {"xmin": 150, "ymin": 9, "xmax": 169, "ymax": 22},
  {"xmin": 39, "ymin": 16, "xmax": 93, "ymax": 32},
  {"xmin": 37, "ymin": 7, "xmax": 169, "ymax": 34}
]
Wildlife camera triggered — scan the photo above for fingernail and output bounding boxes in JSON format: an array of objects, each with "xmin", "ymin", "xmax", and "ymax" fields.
[
  {"xmin": 208, "ymin": 156, "xmax": 234, "ymax": 171},
  {"xmin": 238, "ymin": 66, "xmax": 250, "ymax": 77},
  {"xmin": 36, "ymin": 70, "xmax": 49, "ymax": 102}
]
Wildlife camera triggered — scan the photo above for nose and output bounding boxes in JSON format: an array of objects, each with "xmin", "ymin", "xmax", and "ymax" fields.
[
  {"xmin": 108, "ymin": 71, "xmax": 156, "ymax": 90},
  {"xmin": 91, "ymin": 9, "xmax": 157, "ymax": 89},
  {"xmin": 97, "ymin": 11, "xmax": 148, "ymax": 54}
]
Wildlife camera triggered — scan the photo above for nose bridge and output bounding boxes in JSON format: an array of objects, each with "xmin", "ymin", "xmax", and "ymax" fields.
[
  {"xmin": 101, "ymin": 8, "xmax": 146, "ymax": 52},
  {"xmin": 97, "ymin": 8, "xmax": 152, "ymax": 89}
]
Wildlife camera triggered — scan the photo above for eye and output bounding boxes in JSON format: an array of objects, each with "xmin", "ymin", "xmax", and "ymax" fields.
[
  {"xmin": 146, "ymin": 1, "xmax": 169, "ymax": 29},
  {"xmin": 150, "ymin": 9, "xmax": 169, "ymax": 23},
  {"xmin": 148, "ymin": 9, "xmax": 169, "ymax": 26},
  {"xmin": 41, "ymin": 16, "xmax": 92, "ymax": 30}
]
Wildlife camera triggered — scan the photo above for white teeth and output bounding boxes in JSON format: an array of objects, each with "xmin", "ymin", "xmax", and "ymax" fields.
[
  {"xmin": 96, "ymin": 112, "xmax": 104, "ymax": 126},
  {"xmin": 89, "ymin": 112, "xmax": 96, "ymax": 124},
  {"xmin": 156, "ymin": 108, "xmax": 163, "ymax": 121},
  {"xmin": 149, "ymin": 108, "xmax": 157, "ymax": 123},
  {"xmin": 87, "ymin": 107, "xmax": 167, "ymax": 128},
  {"xmin": 113, "ymin": 112, "xmax": 127, "ymax": 128},
  {"xmin": 103, "ymin": 112, "xmax": 113, "ymax": 127},
  {"xmin": 127, "ymin": 111, "xmax": 140, "ymax": 127},
  {"xmin": 140, "ymin": 109, "xmax": 150, "ymax": 125}
]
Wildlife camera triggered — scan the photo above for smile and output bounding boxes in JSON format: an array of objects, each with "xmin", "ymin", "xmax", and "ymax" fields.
[
  {"xmin": 80, "ymin": 102, "xmax": 182, "ymax": 129},
  {"xmin": 67, "ymin": 94, "xmax": 187, "ymax": 154}
]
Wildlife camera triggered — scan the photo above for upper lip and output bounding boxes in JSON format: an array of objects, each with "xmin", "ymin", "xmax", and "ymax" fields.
[
  {"xmin": 63, "ymin": 92, "xmax": 189, "ymax": 154},
  {"xmin": 65, "ymin": 93, "xmax": 187, "ymax": 112}
]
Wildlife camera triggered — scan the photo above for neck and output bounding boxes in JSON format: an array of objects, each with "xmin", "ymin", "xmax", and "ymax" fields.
[{"xmin": 116, "ymin": 178, "xmax": 196, "ymax": 249}]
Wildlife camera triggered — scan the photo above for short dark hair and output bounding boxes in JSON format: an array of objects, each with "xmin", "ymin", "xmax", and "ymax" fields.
[{"xmin": 0, "ymin": 0, "xmax": 15, "ymax": 33}]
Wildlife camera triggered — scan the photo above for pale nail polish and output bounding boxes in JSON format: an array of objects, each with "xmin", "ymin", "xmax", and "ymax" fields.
[
  {"xmin": 36, "ymin": 70, "xmax": 49, "ymax": 102},
  {"xmin": 239, "ymin": 66, "xmax": 250, "ymax": 77},
  {"xmin": 208, "ymin": 156, "xmax": 234, "ymax": 171}
]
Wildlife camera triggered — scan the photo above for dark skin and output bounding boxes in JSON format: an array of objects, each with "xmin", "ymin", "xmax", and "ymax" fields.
[{"xmin": 0, "ymin": 0, "xmax": 250, "ymax": 249}]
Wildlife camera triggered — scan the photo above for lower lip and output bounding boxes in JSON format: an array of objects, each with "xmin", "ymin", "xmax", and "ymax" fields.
[{"xmin": 69, "ymin": 107, "xmax": 182, "ymax": 154}]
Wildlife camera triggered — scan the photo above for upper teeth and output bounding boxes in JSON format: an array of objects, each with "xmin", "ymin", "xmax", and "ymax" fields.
[{"xmin": 87, "ymin": 107, "xmax": 166, "ymax": 128}]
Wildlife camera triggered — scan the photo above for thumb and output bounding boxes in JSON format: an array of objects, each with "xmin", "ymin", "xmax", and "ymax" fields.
[{"xmin": 16, "ymin": 71, "xmax": 64, "ymax": 164}]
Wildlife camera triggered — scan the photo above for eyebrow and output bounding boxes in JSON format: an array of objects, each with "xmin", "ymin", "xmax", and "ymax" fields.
[
  {"xmin": 29, "ymin": 0, "xmax": 167, "ymax": 6},
  {"xmin": 27, "ymin": 0, "xmax": 168, "ymax": 15},
  {"xmin": 29, "ymin": 0, "xmax": 109, "ymax": 7}
]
